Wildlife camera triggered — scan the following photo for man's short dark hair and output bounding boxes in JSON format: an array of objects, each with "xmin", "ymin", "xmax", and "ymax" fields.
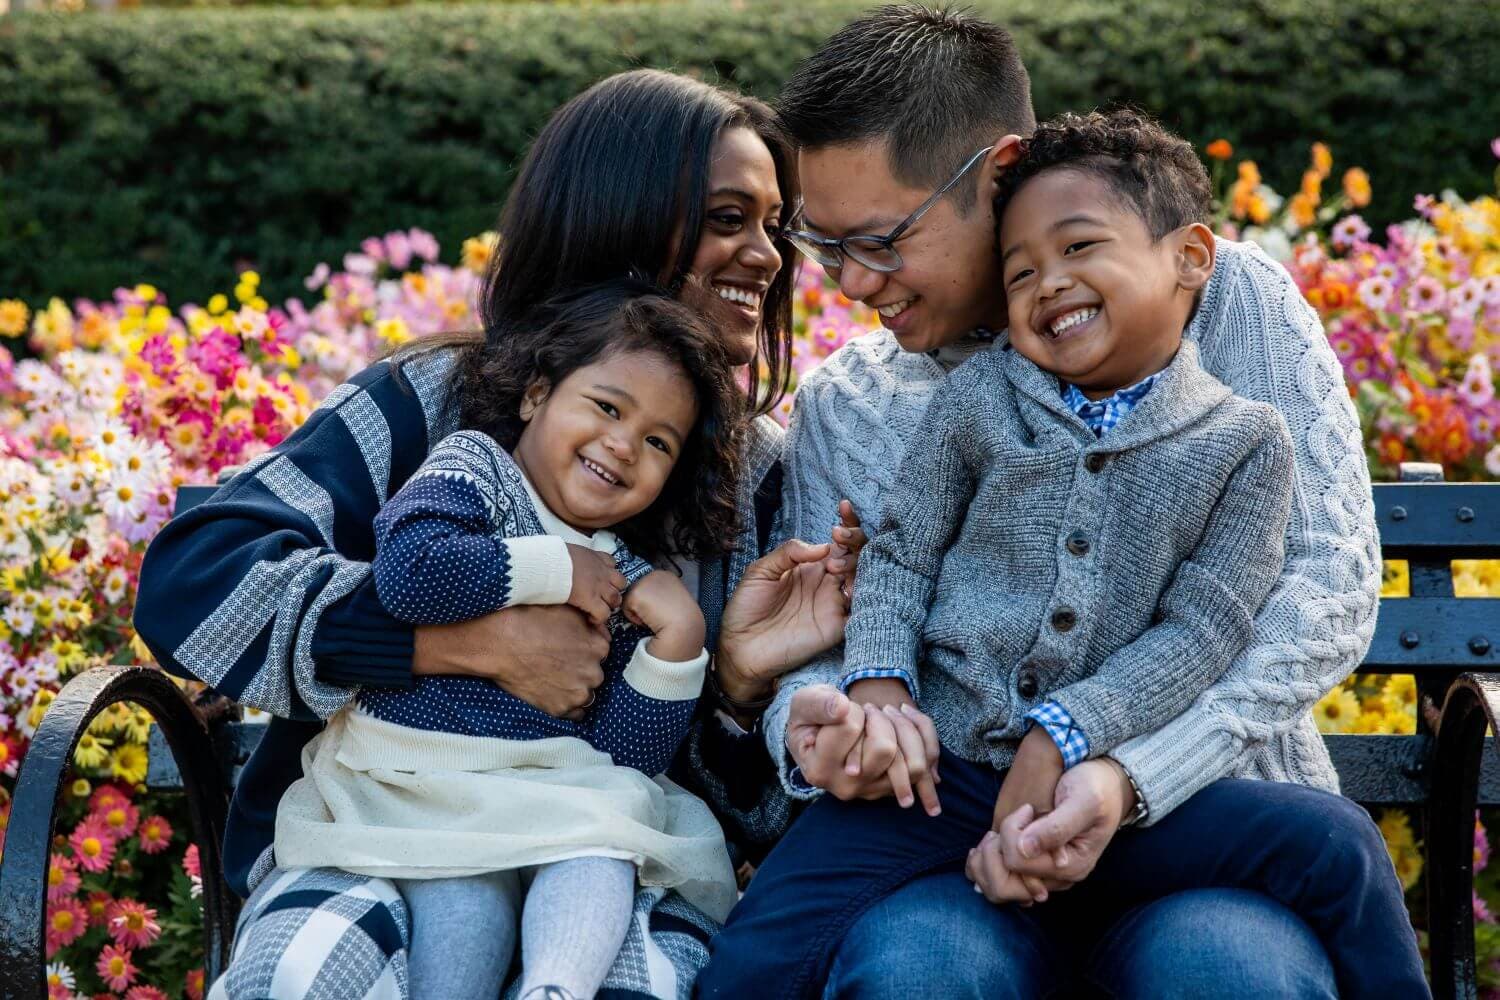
[
  {"xmin": 993, "ymin": 108, "xmax": 1212, "ymax": 240},
  {"xmin": 777, "ymin": 4, "xmax": 1036, "ymax": 212}
]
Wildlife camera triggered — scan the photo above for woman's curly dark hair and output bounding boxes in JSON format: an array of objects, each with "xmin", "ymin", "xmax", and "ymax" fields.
[
  {"xmin": 993, "ymin": 108, "xmax": 1212, "ymax": 244},
  {"xmin": 456, "ymin": 278, "xmax": 745, "ymax": 564}
]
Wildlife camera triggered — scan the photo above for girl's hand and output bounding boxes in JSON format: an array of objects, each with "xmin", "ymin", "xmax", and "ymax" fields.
[
  {"xmin": 568, "ymin": 544, "xmax": 628, "ymax": 626},
  {"xmin": 716, "ymin": 539, "xmax": 848, "ymax": 702},
  {"xmin": 826, "ymin": 500, "xmax": 868, "ymax": 603},
  {"xmin": 623, "ymin": 570, "xmax": 706, "ymax": 662},
  {"xmin": 967, "ymin": 830, "xmax": 1048, "ymax": 906}
]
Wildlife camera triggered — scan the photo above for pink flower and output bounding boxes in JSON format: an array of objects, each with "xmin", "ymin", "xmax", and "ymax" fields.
[
  {"xmin": 84, "ymin": 891, "xmax": 115, "ymax": 928},
  {"xmin": 1461, "ymin": 354, "xmax": 1497, "ymax": 409},
  {"xmin": 70, "ymin": 817, "xmax": 117, "ymax": 874},
  {"xmin": 1492, "ymin": 137, "xmax": 1500, "ymax": 161},
  {"xmin": 1406, "ymin": 276, "xmax": 1446, "ymax": 313},
  {"xmin": 408, "ymin": 228, "xmax": 441, "ymax": 264},
  {"xmin": 360, "ymin": 237, "xmax": 387, "ymax": 263},
  {"xmin": 384, "ymin": 231, "xmax": 413, "ymax": 271},
  {"xmin": 1476, "ymin": 889, "xmax": 1494, "ymax": 923},
  {"xmin": 1449, "ymin": 316, "xmax": 1477, "ymax": 352},
  {"xmin": 1476, "ymin": 816, "xmax": 1492, "ymax": 872},
  {"xmin": 95, "ymin": 798, "xmax": 139, "ymax": 839},
  {"xmin": 126, "ymin": 987, "xmax": 171, "ymax": 1000},
  {"xmin": 96, "ymin": 944, "xmax": 139, "ymax": 993},
  {"xmin": 45, "ymin": 898, "xmax": 89, "ymax": 956},
  {"xmin": 185, "ymin": 968, "xmax": 206, "ymax": 1000},
  {"xmin": 139, "ymin": 334, "xmax": 177, "ymax": 377},
  {"xmin": 1331, "ymin": 215, "xmax": 1370, "ymax": 250},
  {"xmin": 47, "ymin": 853, "xmax": 80, "ymax": 902},
  {"xmin": 137, "ymin": 814, "xmax": 173, "ymax": 854},
  {"xmin": 1357, "ymin": 276, "xmax": 1393, "ymax": 312},
  {"xmin": 108, "ymin": 899, "xmax": 162, "ymax": 950},
  {"xmin": 183, "ymin": 842, "xmax": 201, "ymax": 880},
  {"xmin": 304, "ymin": 262, "xmax": 331, "ymax": 291}
]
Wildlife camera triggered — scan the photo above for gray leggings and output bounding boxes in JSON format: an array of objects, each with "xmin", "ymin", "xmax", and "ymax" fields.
[{"xmin": 396, "ymin": 856, "xmax": 636, "ymax": 1000}]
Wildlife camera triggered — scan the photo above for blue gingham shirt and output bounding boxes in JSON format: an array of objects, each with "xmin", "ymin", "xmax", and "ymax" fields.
[{"xmin": 841, "ymin": 372, "xmax": 1161, "ymax": 770}]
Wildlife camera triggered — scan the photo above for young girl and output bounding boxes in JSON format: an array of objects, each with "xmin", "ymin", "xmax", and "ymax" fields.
[{"xmin": 274, "ymin": 280, "xmax": 746, "ymax": 1000}]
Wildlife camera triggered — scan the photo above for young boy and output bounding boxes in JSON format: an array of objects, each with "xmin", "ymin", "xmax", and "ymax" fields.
[{"xmin": 699, "ymin": 110, "xmax": 1426, "ymax": 1000}]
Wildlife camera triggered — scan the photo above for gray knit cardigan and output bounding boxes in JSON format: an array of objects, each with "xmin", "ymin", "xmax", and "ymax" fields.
[
  {"xmin": 767, "ymin": 237, "xmax": 1382, "ymax": 823},
  {"xmin": 844, "ymin": 339, "xmax": 1295, "ymax": 769}
]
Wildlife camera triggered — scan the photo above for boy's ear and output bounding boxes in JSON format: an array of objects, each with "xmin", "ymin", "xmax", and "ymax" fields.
[
  {"xmin": 1175, "ymin": 223, "xmax": 1216, "ymax": 291},
  {"xmin": 519, "ymin": 378, "xmax": 551, "ymax": 422}
]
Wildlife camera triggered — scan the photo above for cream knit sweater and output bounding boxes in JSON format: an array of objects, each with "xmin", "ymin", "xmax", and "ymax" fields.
[{"xmin": 767, "ymin": 237, "xmax": 1381, "ymax": 822}]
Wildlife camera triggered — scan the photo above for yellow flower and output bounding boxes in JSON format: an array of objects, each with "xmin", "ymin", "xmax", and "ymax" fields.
[
  {"xmin": 73, "ymin": 732, "xmax": 112, "ymax": 769},
  {"xmin": 1310, "ymin": 142, "xmax": 1333, "ymax": 178},
  {"xmin": 1343, "ymin": 168, "xmax": 1372, "ymax": 209},
  {"xmin": 26, "ymin": 689, "xmax": 55, "ymax": 729},
  {"xmin": 1289, "ymin": 192, "xmax": 1318, "ymax": 229},
  {"xmin": 71, "ymin": 777, "xmax": 91, "ymax": 798},
  {"xmin": 1247, "ymin": 194, "xmax": 1272, "ymax": 225},
  {"xmin": 109, "ymin": 743, "xmax": 148, "ymax": 785},
  {"xmin": 0, "ymin": 300, "xmax": 29, "ymax": 338},
  {"xmin": 207, "ymin": 293, "xmax": 229, "ymax": 315},
  {"xmin": 1313, "ymin": 686, "xmax": 1360, "ymax": 733},
  {"xmin": 134, "ymin": 283, "xmax": 159, "ymax": 302},
  {"xmin": 462, "ymin": 232, "xmax": 500, "ymax": 273},
  {"xmin": 130, "ymin": 631, "xmax": 156, "ymax": 665},
  {"xmin": 1349, "ymin": 709, "xmax": 1389, "ymax": 734},
  {"xmin": 376, "ymin": 318, "xmax": 413, "ymax": 347},
  {"xmin": 1381, "ymin": 560, "xmax": 1410, "ymax": 597},
  {"xmin": 1380, "ymin": 809, "xmax": 1417, "ymax": 851},
  {"xmin": 1381, "ymin": 675, "xmax": 1417, "ymax": 717},
  {"xmin": 125, "ymin": 709, "xmax": 153, "ymax": 744},
  {"xmin": 1300, "ymin": 169, "xmax": 1323, "ymax": 202}
]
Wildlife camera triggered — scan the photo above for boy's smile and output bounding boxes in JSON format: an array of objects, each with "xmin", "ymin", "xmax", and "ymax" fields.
[{"xmin": 999, "ymin": 168, "xmax": 1210, "ymax": 399}]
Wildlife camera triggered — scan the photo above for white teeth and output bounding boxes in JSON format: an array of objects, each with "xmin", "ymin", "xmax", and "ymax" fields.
[
  {"xmin": 716, "ymin": 285, "xmax": 760, "ymax": 308},
  {"xmin": 877, "ymin": 297, "xmax": 915, "ymax": 318},
  {"xmin": 582, "ymin": 458, "xmax": 619, "ymax": 485},
  {"xmin": 1048, "ymin": 307, "xmax": 1099, "ymax": 337}
]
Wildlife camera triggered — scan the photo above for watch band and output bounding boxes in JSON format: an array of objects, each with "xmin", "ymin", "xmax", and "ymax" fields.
[
  {"xmin": 706, "ymin": 656, "xmax": 774, "ymax": 713},
  {"xmin": 1117, "ymin": 761, "xmax": 1149, "ymax": 828}
]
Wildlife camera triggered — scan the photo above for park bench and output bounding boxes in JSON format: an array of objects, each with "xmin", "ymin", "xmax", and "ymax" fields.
[{"xmin": 1, "ymin": 469, "xmax": 1498, "ymax": 998}]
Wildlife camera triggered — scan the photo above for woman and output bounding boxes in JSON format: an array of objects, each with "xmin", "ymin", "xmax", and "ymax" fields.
[{"xmin": 135, "ymin": 69, "xmax": 850, "ymax": 998}]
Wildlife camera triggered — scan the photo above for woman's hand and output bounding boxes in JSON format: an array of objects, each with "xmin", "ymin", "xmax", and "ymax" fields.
[
  {"xmin": 715, "ymin": 539, "xmax": 848, "ymax": 703},
  {"xmin": 825, "ymin": 500, "xmax": 868, "ymax": 601},
  {"xmin": 412, "ymin": 605, "xmax": 609, "ymax": 719},
  {"xmin": 994, "ymin": 757, "xmax": 1137, "ymax": 889},
  {"xmin": 623, "ymin": 569, "xmax": 707, "ymax": 662}
]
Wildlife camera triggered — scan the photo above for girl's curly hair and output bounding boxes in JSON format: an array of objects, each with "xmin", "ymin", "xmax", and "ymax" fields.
[
  {"xmin": 455, "ymin": 278, "xmax": 745, "ymax": 564},
  {"xmin": 993, "ymin": 108, "xmax": 1212, "ymax": 243}
]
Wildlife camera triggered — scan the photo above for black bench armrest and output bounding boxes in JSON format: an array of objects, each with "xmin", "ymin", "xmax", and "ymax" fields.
[
  {"xmin": 1428, "ymin": 673, "xmax": 1500, "ymax": 998},
  {"xmin": 0, "ymin": 667, "xmax": 236, "ymax": 997}
]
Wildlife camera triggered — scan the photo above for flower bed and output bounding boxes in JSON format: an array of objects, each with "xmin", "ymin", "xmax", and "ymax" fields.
[{"xmin": 0, "ymin": 143, "xmax": 1497, "ymax": 995}]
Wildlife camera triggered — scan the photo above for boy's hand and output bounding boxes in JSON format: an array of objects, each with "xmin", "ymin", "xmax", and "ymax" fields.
[
  {"xmin": 623, "ymin": 570, "xmax": 706, "ymax": 662},
  {"xmin": 845, "ymin": 678, "xmax": 941, "ymax": 816},
  {"xmin": 825, "ymin": 500, "xmax": 868, "ymax": 603},
  {"xmin": 985, "ymin": 726, "xmax": 1067, "ymax": 903},
  {"xmin": 567, "ymin": 544, "xmax": 628, "ymax": 626}
]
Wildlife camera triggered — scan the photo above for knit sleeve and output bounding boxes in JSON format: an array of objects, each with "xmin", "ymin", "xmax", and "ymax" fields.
[
  {"xmin": 585, "ymin": 636, "xmax": 708, "ymax": 775},
  {"xmin": 1111, "ymin": 243, "xmax": 1382, "ymax": 821},
  {"xmin": 1049, "ymin": 412, "xmax": 1296, "ymax": 756},
  {"xmin": 841, "ymin": 379, "xmax": 975, "ymax": 694},
  {"xmin": 134, "ymin": 355, "xmax": 450, "ymax": 720},
  {"xmin": 372, "ymin": 431, "xmax": 572, "ymax": 624}
]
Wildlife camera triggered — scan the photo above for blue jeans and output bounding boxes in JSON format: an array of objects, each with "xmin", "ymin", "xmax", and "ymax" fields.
[
  {"xmin": 697, "ymin": 752, "xmax": 1426, "ymax": 999},
  {"xmin": 825, "ymin": 873, "xmax": 1337, "ymax": 998}
]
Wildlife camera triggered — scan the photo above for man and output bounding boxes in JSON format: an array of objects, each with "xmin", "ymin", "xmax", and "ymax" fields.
[{"xmin": 698, "ymin": 6, "xmax": 1403, "ymax": 996}]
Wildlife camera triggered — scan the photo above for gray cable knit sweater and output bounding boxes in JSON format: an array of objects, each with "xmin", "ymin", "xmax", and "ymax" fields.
[
  {"xmin": 767, "ymin": 237, "xmax": 1382, "ymax": 822},
  {"xmin": 843, "ymin": 339, "xmax": 1294, "ymax": 768}
]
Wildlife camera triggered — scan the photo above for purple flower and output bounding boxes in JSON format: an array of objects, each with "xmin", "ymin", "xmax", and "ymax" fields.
[
  {"xmin": 139, "ymin": 334, "xmax": 176, "ymax": 376},
  {"xmin": 1331, "ymin": 215, "xmax": 1370, "ymax": 251},
  {"xmin": 1406, "ymin": 276, "xmax": 1446, "ymax": 313}
]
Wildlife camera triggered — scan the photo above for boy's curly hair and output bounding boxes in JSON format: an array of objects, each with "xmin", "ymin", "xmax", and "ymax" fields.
[
  {"xmin": 993, "ymin": 108, "xmax": 1212, "ymax": 242},
  {"xmin": 456, "ymin": 278, "xmax": 745, "ymax": 564}
]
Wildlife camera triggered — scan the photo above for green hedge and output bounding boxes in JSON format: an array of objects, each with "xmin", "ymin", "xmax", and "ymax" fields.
[{"xmin": 2, "ymin": 0, "xmax": 1497, "ymax": 305}]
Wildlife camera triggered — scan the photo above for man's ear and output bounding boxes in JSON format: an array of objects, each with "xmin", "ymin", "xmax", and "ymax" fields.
[
  {"xmin": 1176, "ymin": 223, "xmax": 1216, "ymax": 291},
  {"xmin": 519, "ymin": 378, "xmax": 551, "ymax": 422},
  {"xmin": 978, "ymin": 135, "xmax": 1025, "ymax": 199}
]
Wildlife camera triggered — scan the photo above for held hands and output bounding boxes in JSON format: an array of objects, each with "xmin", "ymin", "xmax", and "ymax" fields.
[
  {"xmin": 567, "ymin": 544, "xmax": 629, "ymax": 626},
  {"xmin": 622, "ymin": 569, "xmax": 706, "ymax": 663},
  {"xmin": 967, "ymin": 728, "xmax": 1066, "ymax": 905}
]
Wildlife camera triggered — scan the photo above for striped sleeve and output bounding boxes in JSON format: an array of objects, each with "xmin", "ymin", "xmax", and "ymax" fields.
[{"xmin": 134, "ymin": 350, "xmax": 461, "ymax": 720}]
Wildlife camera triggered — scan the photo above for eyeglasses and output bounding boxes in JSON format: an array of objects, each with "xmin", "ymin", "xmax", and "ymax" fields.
[{"xmin": 783, "ymin": 147, "xmax": 992, "ymax": 274}]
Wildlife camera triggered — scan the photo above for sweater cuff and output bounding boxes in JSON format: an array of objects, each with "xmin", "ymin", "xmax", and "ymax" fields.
[
  {"xmin": 623, "ymin": 639, "xmax": 709, "ymax": 702},
  {"xmin": 311, "ymin": 576, "xmax": 416, "ymax": 689},
  {"xmin": 503, "ymin": 535, "xmax": 574, "ymax": 606}
]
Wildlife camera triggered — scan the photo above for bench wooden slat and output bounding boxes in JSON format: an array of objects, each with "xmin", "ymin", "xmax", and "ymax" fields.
[
  {"xmin": 1365, "ymin": 599, "xmax": 1500, "ymax": 671},
  {"xmin": 1374, "ymin": 483, "xmax": 1500, "ymax": 558}
]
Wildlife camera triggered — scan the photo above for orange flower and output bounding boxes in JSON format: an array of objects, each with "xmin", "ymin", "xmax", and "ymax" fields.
[
  {"xmin": 1311, "ymin": 142, "xmax": 1333, "ymax": 178},
  {"xmin": 1236, "ymin": 161, "xmax": 1262, "ymax": 187},
  {"xmin": 1343, "ymin": 168, "xmax": 1372, "ymax": 208},
  {"xmin": 1289, "ymin": 192, "xmax": 1318, "ymax": 229},
  {"xmin": 1377, "ymin": 434, "xmax": 1407, "ymax": 467},
  {"xmin": 1206, "ymin": 139, "xmax": 1234, "ymax": 161},
  {"xmin": 1300, "ymin": 169, "xmax": 1323, "ymax": 202},
  {"xmin": 1321, "ymin": 282, "xmax": 1351, "ymax": 310},
  {"xmin": 1248, "ymin": 193, "xmax": 1272, "ymax": 225}
]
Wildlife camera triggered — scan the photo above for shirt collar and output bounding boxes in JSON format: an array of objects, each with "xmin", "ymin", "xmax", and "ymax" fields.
[{"xmin": 514, "ymin": 461, "xmax": 618, "ymax": 554}]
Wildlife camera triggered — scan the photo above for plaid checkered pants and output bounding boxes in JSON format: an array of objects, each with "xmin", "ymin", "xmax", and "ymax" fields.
[{"xmin": 209, "ymin": 866, "xmax": 718, "ymax": 999}]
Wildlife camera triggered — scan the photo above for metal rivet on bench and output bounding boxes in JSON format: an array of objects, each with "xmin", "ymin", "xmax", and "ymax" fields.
[
  {"xmin": 1471, "ymin": 636, "xmax": 1493, "ymax": 656},
  {"xmin": 1400, "ymin": 631, "xmax": 1421, "ymax": 649},
  {"xmin": 1390, "ymin": 505, "xmax": 1407, "ymax": 521},
  {"xmin": 1457, "ymin": 506, "xmax": 1475, "ymax": 523}
]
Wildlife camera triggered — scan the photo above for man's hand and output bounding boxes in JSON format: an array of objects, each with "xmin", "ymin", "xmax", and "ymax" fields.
[
  {"xmin": 966, "ymin": 830, "xmax": 1046, "ymax": 906},
  {"xmin": 716, "ymin": 539, "xmax": 848, "ymax": 704},
  {"xmin": 995, "ymin": 757, "xmax": 1136, "ymax": 888},
  {"xmin": 567, "ymin": 544, "xmax": 627, "ymax": 626},
  {"xmin": 412, "ymin": 604, "xmax": 608, "ymax": 719},
  {"xmin": 825, "ymin": 500, "xmax": 868, "ymax": 602},
  {"xmin": 623, "ymin": 570, "xmax": 706, "ymax": 662}
]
